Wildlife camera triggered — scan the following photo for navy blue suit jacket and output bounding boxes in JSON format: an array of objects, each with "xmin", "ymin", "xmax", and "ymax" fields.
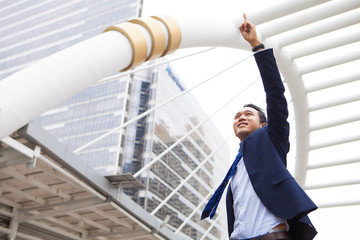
[{"xmin": 226, "ymin": 49, "xmax": 317, "ymax": 240}]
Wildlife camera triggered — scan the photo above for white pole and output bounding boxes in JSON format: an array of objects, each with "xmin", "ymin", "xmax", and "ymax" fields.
[
  {"xmin": 0, "ymin": 16, "xmax": 249, "ymax": 139},
  {"xmin": 0, "ymin": 31, "xmax": 133, "ymax": 139}
]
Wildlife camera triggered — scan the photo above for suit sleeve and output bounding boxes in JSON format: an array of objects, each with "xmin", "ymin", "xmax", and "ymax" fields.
[{"xmin": 254, "ymin": 49, "xmax": 290, "ymax": 162}]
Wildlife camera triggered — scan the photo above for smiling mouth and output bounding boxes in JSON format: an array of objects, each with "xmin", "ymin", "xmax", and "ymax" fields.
[{"xmin": 237, "ymin": 123, "xmax": 247, "ymax": 127}]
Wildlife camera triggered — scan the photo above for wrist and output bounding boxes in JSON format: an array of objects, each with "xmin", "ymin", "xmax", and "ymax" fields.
[
  {"xmin": 249, "ymin": 39, "xmax": 261, "ymax": 48},
  {"xmin": 252, "ymin": 42, "xmax": 265, "ymax": 52}
]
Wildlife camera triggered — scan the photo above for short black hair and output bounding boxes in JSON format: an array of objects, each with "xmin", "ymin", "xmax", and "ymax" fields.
[{"xmin": 243, "ymin": 103, "xmax": 267, "ymax": 124}]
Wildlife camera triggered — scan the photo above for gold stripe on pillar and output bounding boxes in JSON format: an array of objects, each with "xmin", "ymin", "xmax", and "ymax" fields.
[
  {"xmin": 104, "ymin": 22, "xmax": 148, "ymax": 71},
  {"xmin": 151, "ymin": 15, "xmax": 182, "ymax": 56},
  {"xmin": 129, "ymin": 17, "xmax": 166, "ymax": 61}
]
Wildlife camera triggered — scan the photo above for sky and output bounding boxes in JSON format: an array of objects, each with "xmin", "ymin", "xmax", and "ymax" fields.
[
  {"xmin": 142, "ymin": 1, "xmax": 360, "ymax": 239},
  {"xmin": 141, "ymin": 0, "xmax": 285, "ymax": 146}
]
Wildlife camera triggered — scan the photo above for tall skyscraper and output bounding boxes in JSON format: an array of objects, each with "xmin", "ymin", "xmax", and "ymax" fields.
[
  {"xmin": 0, "ymin": 0, "xmax": 140, "ymax": 80},
  {"xmin": 1, "ymin": 1, "xmax": 229, "ymax": 239},
  {"xmin": 37, "ymin": 63, "xmax": 230, "ymax": 239}
]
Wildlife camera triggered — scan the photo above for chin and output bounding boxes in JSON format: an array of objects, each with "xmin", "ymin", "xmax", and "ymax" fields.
[{"xmin": 236, "ymin": 133, "xmax": 245, "ymax": 140}]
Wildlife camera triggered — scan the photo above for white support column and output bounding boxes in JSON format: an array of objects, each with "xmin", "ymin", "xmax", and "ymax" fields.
[
  {"xmin": 8, "ymin": 208, "xmax": 19, "ymax": 240},
  {"xmin": 266, "ymin": 37, "xmax": 309, "ymax": 186}
]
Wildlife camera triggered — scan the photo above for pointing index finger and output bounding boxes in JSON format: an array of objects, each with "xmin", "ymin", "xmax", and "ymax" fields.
[{"xmin": 243, "ymin": 13, "xmax": 247, "ymax": 21}]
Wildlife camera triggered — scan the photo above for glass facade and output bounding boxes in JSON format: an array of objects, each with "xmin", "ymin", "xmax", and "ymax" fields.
[
  {"xmin": 38, "ymin": 77, "xmax": 130, "ymax": 174},
  {"xmin": 0, "ymin": 0, "xmax": 139, "ymax": 80},
  {"xmin": 1, "ymin": 1, "xmax": 229, "ymax": 239},
  {"xmin": 139, "ymin": 65, "xmax": 230, "ymax": 238}
]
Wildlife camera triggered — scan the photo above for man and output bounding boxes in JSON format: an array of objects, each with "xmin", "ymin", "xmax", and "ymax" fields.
[{"xmin": 201, "ymin": 14, "xmax": 317, "ymax": 240}]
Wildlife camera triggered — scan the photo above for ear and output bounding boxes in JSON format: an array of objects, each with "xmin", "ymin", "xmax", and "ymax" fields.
[{"xmin": 260, "ymin": 123, "xmax": 267, "ymax": 127}]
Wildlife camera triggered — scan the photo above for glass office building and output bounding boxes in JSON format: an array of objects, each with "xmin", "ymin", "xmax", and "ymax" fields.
[
  {"xmin": 0, "ymin": 0, "xmax": 140, "ymax": 80},
  {"xmin": 38, "ymin": 64, "xmax": 229, "ymax": 239},
  {"xmin": 130, "ymin": 66, "xmax": 230, "ymax": 239},
  {"xmin": 1, "ymin": 1, "xmax": 229, "ymax": 239}
]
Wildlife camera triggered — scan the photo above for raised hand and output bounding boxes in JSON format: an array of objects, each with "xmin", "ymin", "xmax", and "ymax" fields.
[{"xmin": 239, "ymin": 13, "xmax": 261, "ymax": 48}]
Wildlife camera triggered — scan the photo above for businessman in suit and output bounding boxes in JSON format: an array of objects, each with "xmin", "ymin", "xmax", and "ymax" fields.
[{"xmin": 201, "ymin": 14, "xmax": 317, "ymax": 240}]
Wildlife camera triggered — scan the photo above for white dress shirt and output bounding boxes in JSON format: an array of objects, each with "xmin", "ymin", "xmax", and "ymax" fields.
[{"xmin": 230, "ymin": 157, "xmax": 286, "ymax": 239}]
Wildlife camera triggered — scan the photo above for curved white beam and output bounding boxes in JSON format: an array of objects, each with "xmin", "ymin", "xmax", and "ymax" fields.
[
  {"xmin": 0, "ymin": 31, "xmax": 133, "ymax": 139},
  {"xmin": 277, "ymin": 8, "xmax": 360, "ymax": 47},
  {"xmin": 306, "ymin": 71, "xmax": 360, "ymax": 93},
  {"xmin": 301, "ymin": 47, "xmax": 360, "ymax": 75},
  {"xmin": 0, "ymin": 12, "xmax": 310, "ymax": 190},
  {"xmin": 310, "ymin": 134, "xmax": 360, "ymax": 151},
  {"xmin": 308, "ymin": 155, "xmax": 360, "ymax": 170},
  {"xmin": 258, "ymin": 0, "xmax": 360, "ymax": 39},
  {"xmin": 0, "ymin": 0, "xmax": 350, "ymax": 188},
  {"xmin": 0, "ymin": 16, "xmax": 249, "ymax": 140},
  {"xmin": 309, "ymin": 93, "xmax": 360, "ymax": 112},
  {"xmin": 246, "ymin": 0, "xmax": 330, "ymax": 25},
  {"xmin": 177, "ymin": 17, "xmax": 248, "ymax": 49},
  {"xmin": 305, "ymin": 178, "xmax": 360, "ymax": 190},
  {"xmin": 310, "ymin": 111, "xmax": 360, "ymax": 132},
  {"xmin": 291, "ymin": 28, "xmax": 360, "ymax": 59},
  {"xmin": 266, "ymin": 38, "xmax": 310, "ymax": 186},
  {"xmin": 317, "ymin": 200, "xmax": 360, "ymax": 209}
]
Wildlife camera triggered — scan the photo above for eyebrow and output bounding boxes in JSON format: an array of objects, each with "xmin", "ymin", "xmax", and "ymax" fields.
[{"xmin": 234, "ymin": 110, "xmax": 254, "ymax": 117}]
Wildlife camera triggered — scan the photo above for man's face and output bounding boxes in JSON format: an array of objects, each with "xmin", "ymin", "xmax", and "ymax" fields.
[{"xmin": 233, "ymin": 107, "xmax": 267, "ymax": 141}]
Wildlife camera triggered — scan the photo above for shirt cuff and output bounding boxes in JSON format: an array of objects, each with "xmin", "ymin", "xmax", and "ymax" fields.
[{"xmin": 254, "ymin": 48, "xmax": 268, "ymax": 54}]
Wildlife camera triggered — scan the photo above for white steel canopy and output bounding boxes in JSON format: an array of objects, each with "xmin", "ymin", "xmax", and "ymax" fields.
[
  {"xmin": 0, "ymin": 122, "xmax": 182, "ymax": 240},
  {"xmin": 0, "ymin": 0, "xmax": 359, "ymax": 239},
  {"xmin": 247, "ymin": 0, "xmax": 360, "ymax": 196}
]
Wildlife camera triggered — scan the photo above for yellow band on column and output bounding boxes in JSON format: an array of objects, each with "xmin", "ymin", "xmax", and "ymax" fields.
[
  {"xmin": 151, "ymin": 15, "xmax": 182, "ymax": 57},
  {"xmin": 129, "ymin": 17, "xmax": 166, "ymax": 61},
  {"xmin": 104, "ymin": 22, "xmax": 148, "ymax": 71}
]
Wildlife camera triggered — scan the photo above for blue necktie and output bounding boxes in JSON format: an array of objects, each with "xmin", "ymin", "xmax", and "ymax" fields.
[{"xmin": 201, "ymin": 149, "xmax": 242, "ymax": 220}]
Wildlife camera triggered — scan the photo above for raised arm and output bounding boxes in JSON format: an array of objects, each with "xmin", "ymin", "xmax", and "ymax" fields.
[{"xmin": 240, "ymin": 14, "xmax": 290, "ymax": 158}]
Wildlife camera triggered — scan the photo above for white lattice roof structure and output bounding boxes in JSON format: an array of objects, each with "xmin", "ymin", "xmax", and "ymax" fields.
[
  {"xmin": 0, "ymin": 0, "xmax": 359, "ymax": 239},
  {"xmin": 243, "ymin": 1, "xmax": 360, "ymax": 238},
  {"xmin": 248, "ymin": 0, "xmax": 360, "ymax": 204}
]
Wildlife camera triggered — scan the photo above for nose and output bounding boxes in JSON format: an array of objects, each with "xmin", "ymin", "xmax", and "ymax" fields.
[{"xmin": 238, "ymin": 114, "xmax": 246, "ymax": 120}]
